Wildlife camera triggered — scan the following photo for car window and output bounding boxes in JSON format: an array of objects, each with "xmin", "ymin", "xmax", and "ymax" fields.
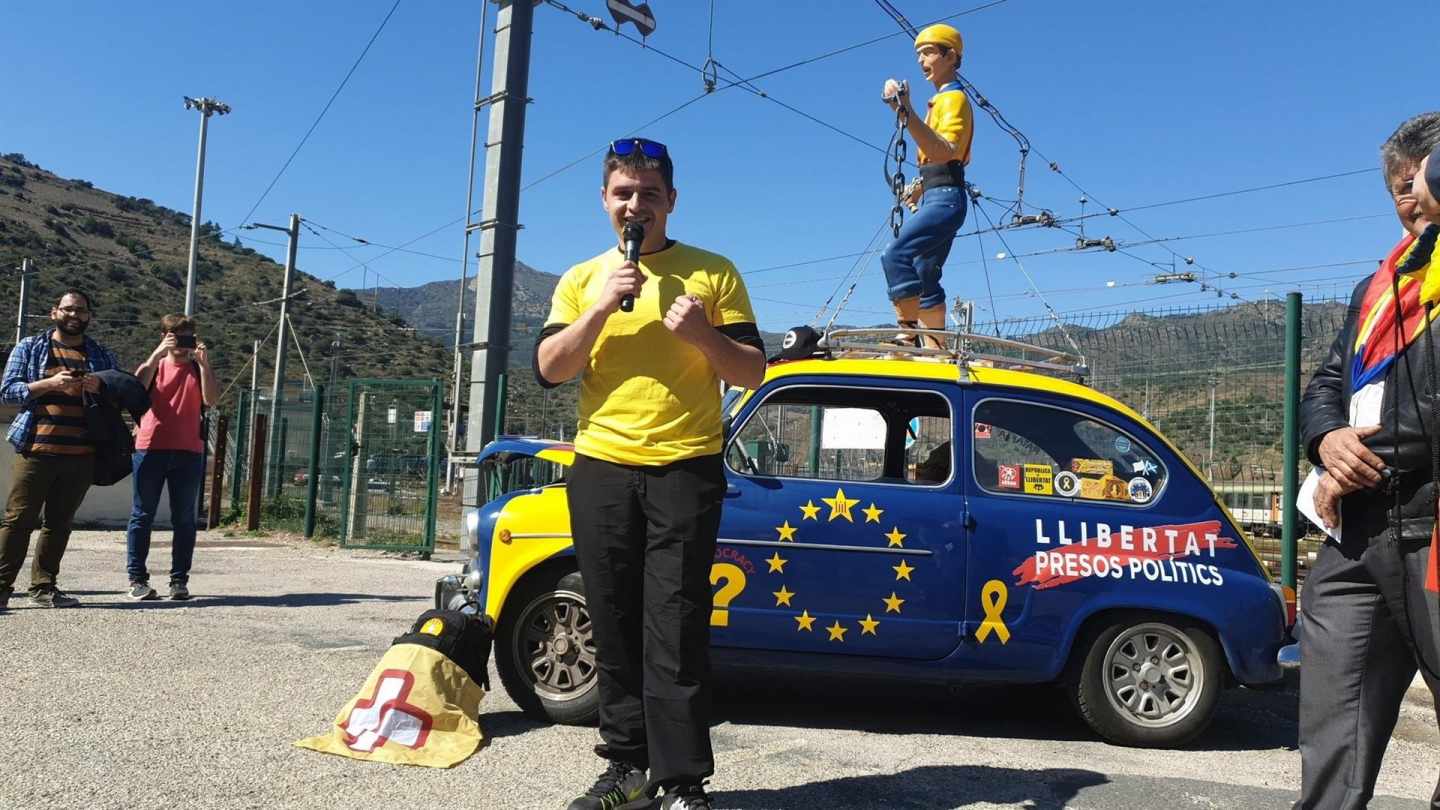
[
  {"xmin": 972, "ymin": 399, "xmax": 1166, "ymax": 505},
  {"xmin": 726, "ymin": 386, "xmax": 952, "ymax": 485}
]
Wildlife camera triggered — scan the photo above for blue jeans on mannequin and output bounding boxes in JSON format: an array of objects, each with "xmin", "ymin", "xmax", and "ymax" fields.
[
  {"xmin": 125, "ymin": 450, "xmax": 204, "ymax": 585},
  {"xmin": 881, "ymin": 184, "xmax": 969, "ymax": 310}
]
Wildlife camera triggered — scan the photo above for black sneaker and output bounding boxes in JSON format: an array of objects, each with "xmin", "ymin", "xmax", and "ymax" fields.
[
  {"xmin": 567, "ymin": 760, "xmax": 651, "ymax": 810},
  {"xmin": 31, "ymin": 588, "xmax": 80, "ymax": 608},
  {"xmin": 0, "ymin": 588, "xmax": 10, "ymax": 612},
  {"xmin": 128, "ymin": 582, "xmax": 159, "ymax": 601},
  {"xmin": 659, "ymin": 783, "xmax": 712, "ymax": 810},
  {"xmin": 168, "ymin": 582, "xmax": 191, "ymax": 601}
]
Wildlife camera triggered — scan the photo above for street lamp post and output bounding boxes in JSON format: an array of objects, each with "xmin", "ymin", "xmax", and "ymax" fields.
[{"xmin": 182, "ymin": 96, "xmax": 231, "ymax": 317}]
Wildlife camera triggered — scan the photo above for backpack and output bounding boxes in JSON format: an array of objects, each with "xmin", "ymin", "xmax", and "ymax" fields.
[{"xmin": 392, "ymin": 609, "xmax": 494, "ymax": 690}]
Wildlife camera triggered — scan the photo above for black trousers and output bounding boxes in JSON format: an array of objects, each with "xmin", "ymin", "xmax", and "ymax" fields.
[
  {"xmin": 566, "ymin": 452, "xmax": 725, "ymax": 788},
  {"xmin": 1296, "ymin": 534, "xmax": 1440, "ymax": 809}
]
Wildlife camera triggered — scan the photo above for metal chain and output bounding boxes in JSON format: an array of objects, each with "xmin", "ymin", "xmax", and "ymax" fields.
[{"xmin": 889, "ymin": 104, "xmax": 908, "ymax": 238}]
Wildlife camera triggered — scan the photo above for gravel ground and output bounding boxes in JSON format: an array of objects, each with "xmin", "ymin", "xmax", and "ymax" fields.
[{"xmin": 0, "ymin": 530, "xmax": 1435, "ymax": 809}]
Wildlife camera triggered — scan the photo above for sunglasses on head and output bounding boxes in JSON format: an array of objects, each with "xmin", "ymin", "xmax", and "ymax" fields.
[{"xmin": 609, "ymin": 138, "xmax": 668, "ymax": 159}]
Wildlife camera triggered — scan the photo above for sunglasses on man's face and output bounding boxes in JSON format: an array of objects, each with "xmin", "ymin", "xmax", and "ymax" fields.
[{"xmin": 609, "ymin": 138, "xmax": 668, "ymax": 159}]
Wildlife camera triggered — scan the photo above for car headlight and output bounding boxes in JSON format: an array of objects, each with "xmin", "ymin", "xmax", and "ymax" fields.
[
  {"xmin": 464, "ymin": 563, "xmax": 484, "ymax": 594},
  {"xmin": 462, "ymin": 508, "xmax": 481, "ymax": 554}
]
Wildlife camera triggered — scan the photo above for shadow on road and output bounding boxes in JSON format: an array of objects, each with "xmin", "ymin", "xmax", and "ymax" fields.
[
  {"xmin": 59, "ymin": 591, "xmax": 425, "ymax": 610},
  {"xmin": 713, "ymin": 677, "xmax": 1299, "ymax": 752},
  {"xmin": 479, "ymin": 709, "xmax": 551, "ymax": 741},
  {"xmin": 710, "ymin": 764, "xmax": 1108, "ymax": 810}
]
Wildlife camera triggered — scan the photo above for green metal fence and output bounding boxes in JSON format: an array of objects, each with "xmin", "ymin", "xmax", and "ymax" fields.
[
  {"xmin": 337, "ymin": 378, "xmax": 442, "ymax": 554},
  {"xmin": 218, "ymin": 378, "xmax": 440, "ymax": 554}
]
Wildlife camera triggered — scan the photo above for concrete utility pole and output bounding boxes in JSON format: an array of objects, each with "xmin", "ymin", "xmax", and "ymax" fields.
[
  {"xmin": 463, "ymin": 0, "xmax": 535, "ymax": 510},
  {"xmin": 246, "ymin": 214, "xmax": 301, "ymax": 495},
  {"xmin": 14, "ymin": 258, "xmax": 35, "ymax": 347},
  {"xmin": 182, "ymin": 96, "xmax": 231, "ymax": 317},
  {"xmin": 448, "ymin": 1, "xmax": 491, "ymax": 490}
]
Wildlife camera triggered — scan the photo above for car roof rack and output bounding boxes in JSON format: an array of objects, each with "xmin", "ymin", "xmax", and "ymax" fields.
[{"xmin": 817, "ymin": 327, "xmax": 1090, "ymax": 383}]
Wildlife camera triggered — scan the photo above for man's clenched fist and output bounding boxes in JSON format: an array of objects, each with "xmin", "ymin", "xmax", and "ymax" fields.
[{"xmin": 663, "ymin": 294, "xmax": 709, "ymax": 343}]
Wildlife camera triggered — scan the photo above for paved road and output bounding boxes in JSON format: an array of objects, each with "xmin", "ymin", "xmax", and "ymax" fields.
[{"xmin": 1, "ymin": 531, "xmax": 1435, "ymax": 809}]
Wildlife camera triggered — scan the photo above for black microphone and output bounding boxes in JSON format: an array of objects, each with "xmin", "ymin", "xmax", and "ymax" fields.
[{"xmin": 621, "ymin": 222, "xmax": 644, "ymax": 312}]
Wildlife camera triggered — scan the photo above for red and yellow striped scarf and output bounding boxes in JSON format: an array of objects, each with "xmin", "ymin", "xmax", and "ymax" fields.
[{"xmin": 1350, "ymin": 232, "xmax": 1440, "ymax": 592}]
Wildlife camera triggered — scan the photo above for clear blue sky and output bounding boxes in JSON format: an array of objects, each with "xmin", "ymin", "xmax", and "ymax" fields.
[{"xmin": 0, "ymin": 1, "xmax": 1421, "ymax": 330}]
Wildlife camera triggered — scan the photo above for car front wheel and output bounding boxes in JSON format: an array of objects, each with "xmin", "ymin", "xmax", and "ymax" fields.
[
  {"xmin": 494, "ymin": 570, "xmax": 600, "ymax": 725},
  {"xmin": 1071, "ymin": 618, "xmax": 1223, "ymax": 747}
]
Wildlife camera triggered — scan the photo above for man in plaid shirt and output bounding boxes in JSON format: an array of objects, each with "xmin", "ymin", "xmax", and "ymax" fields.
[{"xmin": 0, "ymin": 289, "xmax": 119, "ymax": 610}]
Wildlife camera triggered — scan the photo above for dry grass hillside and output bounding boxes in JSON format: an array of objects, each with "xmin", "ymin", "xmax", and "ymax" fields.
[{"xmin": 0, "ymin": 153, "xmax": 450, "ymax": 404}]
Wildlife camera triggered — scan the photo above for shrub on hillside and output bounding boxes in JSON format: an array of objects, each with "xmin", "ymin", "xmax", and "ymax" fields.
[
  {"xmin": 79, "ymin": 217, "xmax": 115, "ymax": 239},
  {"xmin": 42, "ymin": 218, "xmax": 71, "ymax": 239},
  {"xmin": 116, "ymin": 235, "xmax": 151, "ymax": 257}
]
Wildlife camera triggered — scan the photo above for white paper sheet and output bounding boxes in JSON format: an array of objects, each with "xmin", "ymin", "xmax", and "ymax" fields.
[{"xmin": 1298, "ymin": 380, "xmax": 1384, "ymax": 539}]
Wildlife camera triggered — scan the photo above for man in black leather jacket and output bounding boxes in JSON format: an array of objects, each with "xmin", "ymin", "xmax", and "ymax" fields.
[{"xmin": 1296, "ymin": 112, "xmax": 1440, "ymax": 810}]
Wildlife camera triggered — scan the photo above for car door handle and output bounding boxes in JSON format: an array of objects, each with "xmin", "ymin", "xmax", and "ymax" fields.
[
  {"xmin": 725, "ymin": 485, "xmax": 741, "ymax": 498},
  {"xmin": 962, "ymin": 513, "xmax": 976, "ymax": 530}
]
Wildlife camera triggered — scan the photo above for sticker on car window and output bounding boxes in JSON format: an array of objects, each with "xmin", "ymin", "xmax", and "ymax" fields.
[
  {"xmin": 1070, "ymin": 458, "xmax": 1113, "ymax": 476},
  {"xmin": 1131, "ymin": 459, "xmax": 1158, "ymax": 477},
  {"xmin": 1128, "ymin": 477, "xmax": 1154, "ymax": 503},
  {"xmin": 1024, "ymin": 464, "xmax": 1055, "ymax": 495},
  {"xmin": 974, "ymin": 422, "xmax": 992, "ymax": 439},
  {"xmin": 1114, "ymin": 435, "xmax": 1132, "ymax": 454},
  {"xmin": 1053, "ymin": 470, "xmax": 1081, "ymax": 497},
  {"xmin": 997, "ymin": 464, "xmax": 1021, "ymax": 490}
]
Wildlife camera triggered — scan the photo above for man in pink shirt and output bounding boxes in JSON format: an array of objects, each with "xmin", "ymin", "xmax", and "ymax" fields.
[{"xmin": 126, "ymin": 315, "xmax": 217, "ymax": 601}]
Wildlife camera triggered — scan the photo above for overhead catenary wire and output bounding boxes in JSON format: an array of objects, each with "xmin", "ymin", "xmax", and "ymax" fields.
[
  {"xmin": 287, "ymin": 312, "xmax": 317, "ymax": 390},
  {"xmin": 318, "ymin": 90, "xmax": 715, "ymax": 284},
  {"xmin": 970, "ymin": 195, "xmax": 1084, "ymax": 356},
  {"xmin": 217, "ymin": 319, "xmax": 281, "ymax": 403},
  {"xmin": 236, "ymin": 0, "xmax": 403, "ymax": 229},
  {"xmin": 814, "ymin": 215, "xmax": 892, "ymax": 329}
]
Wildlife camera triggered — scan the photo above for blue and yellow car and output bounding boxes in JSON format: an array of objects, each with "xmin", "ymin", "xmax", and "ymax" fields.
[{"xmin": 437, "ymin": 333, "xmax": 1293, "ymax": 748}]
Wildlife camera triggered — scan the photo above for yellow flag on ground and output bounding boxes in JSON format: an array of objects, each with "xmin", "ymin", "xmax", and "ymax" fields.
[{"xmin": 295, "ymin": 643, "xmax": 486, "ymax": 768}]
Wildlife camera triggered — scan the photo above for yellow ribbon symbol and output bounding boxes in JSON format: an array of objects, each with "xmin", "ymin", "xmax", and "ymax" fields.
[{"xmin": 975, "ymin": 579, "xmax": 1011, "ymax": 645}]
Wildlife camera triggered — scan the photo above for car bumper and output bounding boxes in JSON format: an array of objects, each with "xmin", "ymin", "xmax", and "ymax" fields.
[{"xmin": 434, "ymin": 563, "xmax": 484, "ymax": 613}]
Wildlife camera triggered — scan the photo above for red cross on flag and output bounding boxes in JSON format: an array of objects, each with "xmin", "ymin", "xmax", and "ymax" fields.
[{"xmin": 296, "ymin": 644, "xmax": 486, "ymax": 768}]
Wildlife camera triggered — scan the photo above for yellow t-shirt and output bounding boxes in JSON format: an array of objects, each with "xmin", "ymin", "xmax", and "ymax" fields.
[
  {"xmin": 543, "ymin": 241, "xmax": 757, "ymax": 466},
  {"xmin": 920, "ymin": 87, "xmax": 974, "ymax": 166}
]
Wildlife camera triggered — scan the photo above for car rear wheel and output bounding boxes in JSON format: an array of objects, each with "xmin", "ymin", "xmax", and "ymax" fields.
[
  {"xmin": 495, "ymin": 570, "xmax": 600, "ymax": 725},
  {"xmin": 1071, "ymin": 618, "xmax": 1222, "ymax": 747}
]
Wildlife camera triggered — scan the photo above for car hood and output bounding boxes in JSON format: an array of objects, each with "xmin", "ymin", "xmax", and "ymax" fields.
[{"xmin": 477, "ymin": 437, "xmax": 575, "ymax": 467}]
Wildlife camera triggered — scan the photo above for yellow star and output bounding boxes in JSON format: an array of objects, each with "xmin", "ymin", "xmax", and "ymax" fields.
[
  {"xmin": 862, "ymin": 503, "xmax": 884, "ymax": 523},
  {"xmin": 885, "ymin": 527, "xmax": 907, "ymax": 548},
  {"xmin": 794, "ymin": 610, "xmax": 815, "ymax": 631},
  {"xmin": 821, "ymin": 487, "xmax": 860, "ymax": 522},
  {"xmin": 883, "ymin": 592, "xmax": 905, "ymax": 614},
  {"xmin": 766, "ymin": 552, "xmax": 788, "ymax": 574},
  {"xmin": 799, "ymin": 500, "xmax": 821, "ymax": 521},
  {"xmin": 893, "ymin": 559, "xmax": 915, "ymax": 581},
  {"xmin": 858, "ymin": 614, "xmax": 879, "ymax": 635},
  {"xmin": 774, "ymin": 520, "xmax": 798, "ymax": 542},
  {"xmin": 773, "ymin": 585, "xmax": 795, "ymax": 607},
  {"xmin": 826, "ymin": 621, "xmax": 848, "ymax": 641}
]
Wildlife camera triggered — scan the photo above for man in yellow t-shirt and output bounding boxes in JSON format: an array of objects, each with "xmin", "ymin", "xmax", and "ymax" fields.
[
  {"xmin": 881, "ymin": 23, "xmax": 975, "ymax": 349},
  {"xmin": 535, "ymin": 137, "xmax": 764, "ymax": 810}
]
